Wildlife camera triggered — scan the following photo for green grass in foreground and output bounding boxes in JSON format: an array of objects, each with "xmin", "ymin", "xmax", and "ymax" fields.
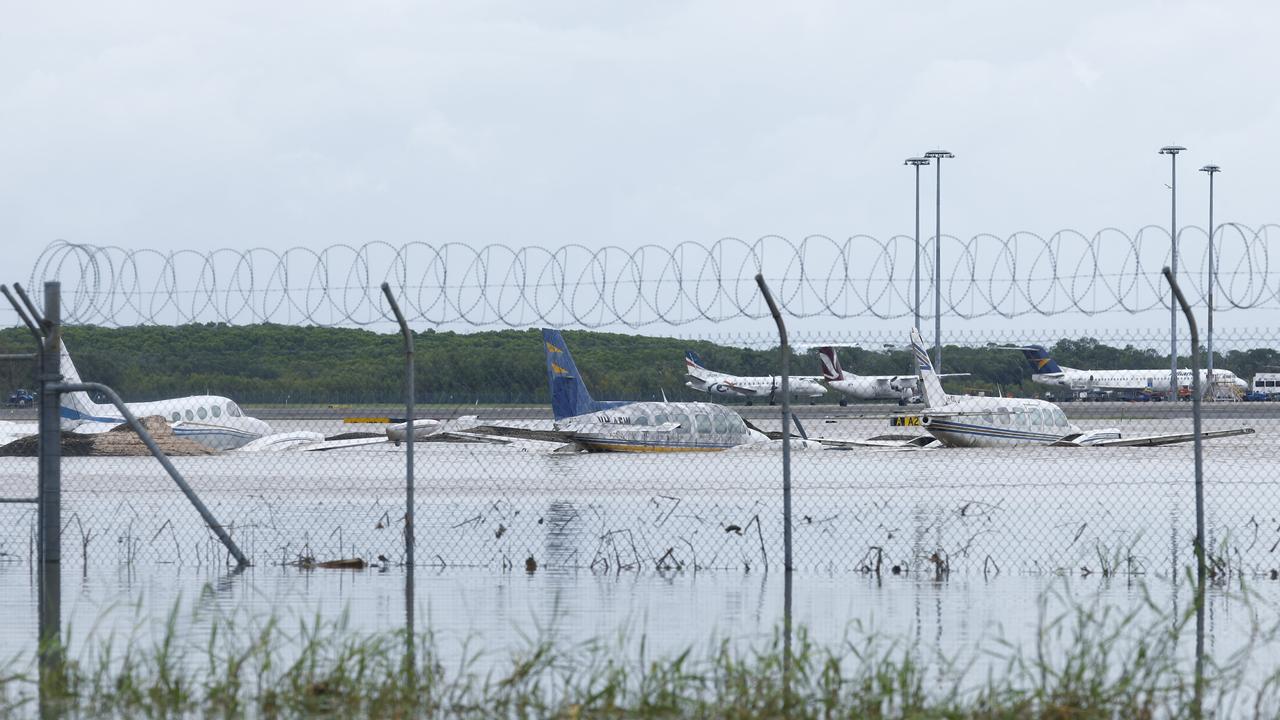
[{"xmin": 3, "ymin": 580, "xmax": 1279, "ymax": 718}]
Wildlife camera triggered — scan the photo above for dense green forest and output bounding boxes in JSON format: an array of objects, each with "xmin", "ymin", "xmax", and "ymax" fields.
[{"xmin": 1, "ymin": 325, "xmax": 1277, "ymax": 405}]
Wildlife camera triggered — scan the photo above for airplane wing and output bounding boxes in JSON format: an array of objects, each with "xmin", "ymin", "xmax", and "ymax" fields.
[
  {"xmin": 815, "ymin": 434, "xmax": 939, "ymax": 450},
  {"xmin": 1063, "ymin": 427, "xmax": 1255, "ymax": 448}
]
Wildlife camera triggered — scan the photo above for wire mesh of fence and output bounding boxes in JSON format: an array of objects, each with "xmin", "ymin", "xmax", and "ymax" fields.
[{"xmin": 1, "ymin": 321, "xmax": 1276, "ymax": 580}]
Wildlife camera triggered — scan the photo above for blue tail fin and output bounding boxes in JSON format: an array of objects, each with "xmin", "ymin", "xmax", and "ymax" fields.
[
  {"xmin": 543, "ymin": 329, "xmax": 597, "ymax": 420},
  {"xmin": 1020, "ymin": 345, "xmax": 1063, "ymax": 374},
  {"xmin": 685, "ymin": 350, "xmax": 705, "ymax": 369}
]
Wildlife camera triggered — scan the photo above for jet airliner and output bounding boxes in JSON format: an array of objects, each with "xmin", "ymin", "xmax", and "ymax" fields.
[{"xmin": 1020, "ymin": 345, "xmax": 1247, "ymax": 398}]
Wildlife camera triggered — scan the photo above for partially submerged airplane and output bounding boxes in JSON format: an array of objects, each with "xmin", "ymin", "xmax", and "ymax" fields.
[
  {"xmin": 548, "ymin": 331, "xmax": 766, "ymax": 451},
  {"xmin": 683, "ymin": 351, "xmax": 826, "ymax": 403},
  {"xmin": 1020, "ymin": 345, "xmax": 1247, "ymax": 399},
  {"xmin": 822, "ymin": 329, "xmax": 1254, "ymax": 449},
  {"xmin": 817, "ymin": 346, "xmax": 965, "ymax": 406},
  {"xmin": 58, "ymin": 343, "xmax": 271, "ymax": 450}
]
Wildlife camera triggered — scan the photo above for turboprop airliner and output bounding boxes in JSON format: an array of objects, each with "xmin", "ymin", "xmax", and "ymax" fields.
[
  {"xmin": 683, "ymin": 350, "xmax": 827, "ymax": 403},
  {"xmin": 545, "ymin": 330, "xmax": 767, "ymax": 452},
  {"xmin": 896, "ymin": 329, "xmax": 1253, "ymax": 448},
  {"xmin": 817, "ymin": 346, "xmax": 967, "ymax": 406},
  {"xmin": 1020, "ymin": 345, "xmax": 1247, "ymax": 398},
  {"xmin": 58, "ymin": 343, "xmax": 271, "ymax": 450}
]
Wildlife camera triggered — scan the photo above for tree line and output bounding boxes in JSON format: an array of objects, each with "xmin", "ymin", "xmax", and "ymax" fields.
[{"xmin": 1, "ymin": 325, "xmax": 1276, "ymax": 405}]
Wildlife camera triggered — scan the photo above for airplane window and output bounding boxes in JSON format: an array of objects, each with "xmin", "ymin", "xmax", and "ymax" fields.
[
  {"xmin": 713, "ymin": 414, "xmax": 729, "ymax": 434},
  {"xmin": 673, "ymin": 413, "xmax": 690, "ymax": 434},
  {"xmin": 653, "ymin": 413, "xmax": 668, "ymax": 425},
  {"xmin": 185, "ymin": 410, "xmax": 194, "ymax": 421},
  {"xmin": 981, "ymin": 414, "xmax": 993, "ymax": 425},
  {"xmin": 227, "ymin": 402, "xmax": 242, "ymax": 417},
  {"xmin": 997, "ymin": 407, "xmax": 1009, "ymax": 425},
  {"xmin": 171, "ymin": 412, "xmax": 180, "ymax": 422},
  {"xmin": 632, "ymin": 415, "xmax": 648, "ymax": 426},
  {"xmin": 695, "ymin": 414, "xmax": 712, "ymax": 433},
  {"xmin": 1030, "ymin": 409, "xmax": 1043, "ymax": 426},
  {"xmin": 212, "ymin": 405, "xmax": 221, "ymax": 418},
  {"xmin": 197, "ymin": 407, "xmax": 207, "ymax": 420}
]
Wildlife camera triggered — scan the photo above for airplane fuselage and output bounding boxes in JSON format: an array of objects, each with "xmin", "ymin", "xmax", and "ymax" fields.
[
  {"xmin": 62, "ymin": 395, "xmax": 271, "ymax": 450},
  {"xmin": 826, "ymin": 374, "xmax": 916, "ymax": 401},
  {"xmin": 557, "ymin": 401, "xmax": 763, "ymax": 452},
  {"xmin": 686, "ymin": 370, "xmax": 827, "ymax": 399},
  {"xmin": 1030, "ymin": 367, "xmax": 1247, "ymax": 394},
  {"xmin": 920, "ymin": 396, "xmax": 1121, "ymax": 448}
]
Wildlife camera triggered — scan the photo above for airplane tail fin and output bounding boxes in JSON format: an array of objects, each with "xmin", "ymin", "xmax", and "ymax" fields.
[
  {"xmin": 684, "ymin": 350, "xmax": 706, "ymax": 370},
  {"xmin": 1020, "ymin": 345, "xmax": 1064, "ymax": 375},
  {"xmin": 817, "ymin": 347, "xmax": 845, "ymax": 381},
  {"xmin": 542, "ymin": 329, "xmax": 596, "ymax": 421},
  {"xmin": 910, "ymin": 328, "xmax": 949, "ymax": 408},
  {"xmin": 58, "ymin": 341, "xmax": 103, "ymax": 425}
]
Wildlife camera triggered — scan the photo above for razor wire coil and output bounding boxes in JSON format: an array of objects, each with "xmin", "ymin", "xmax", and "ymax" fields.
[{"xmin": 27, "ymin": 224, "xmax": 1280, "ymax": 327}]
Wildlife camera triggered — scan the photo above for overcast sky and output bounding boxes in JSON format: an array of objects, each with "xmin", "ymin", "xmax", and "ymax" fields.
[{"xmin": 3, "ymin": 1, "xmax": 1278, "ymax": 339}]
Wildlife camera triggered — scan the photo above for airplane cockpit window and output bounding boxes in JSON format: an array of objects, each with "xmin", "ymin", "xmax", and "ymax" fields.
[
  {"xmin": 1054, "ymin": 409, "xmax": 1068, "ymax": 427},
  {"xmin": 695, "ymin": 414, "xmax": 712, "ymax": 433},
  {"xmin": 226, "ymin": 402, "xmax": 242, "ymax": 417},
  {"xmin": 713, "ymin": 414, "xmax": 729, "ymax": 434},
  {"xmin": 653, "ymin": 413, "xmax": 668, "ymax": 426},
  {"xmin": 997, "ymin": 407, "xmax": 1009, "ymax": 425},
  {"xmin": 632, "ymin": 414, "xmax": 648, "ymax": 426},
  {"xmin": 211, "ymin": 405, "xmax": 222, "ymax": 418},
  {"xmin": 197, "ymin": 407, "xmax": 208, "ymax": 420}
]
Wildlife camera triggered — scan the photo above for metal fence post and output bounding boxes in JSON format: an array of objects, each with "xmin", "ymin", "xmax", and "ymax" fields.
[
  {"xmin": 755, "ymin": 273, "xmax": 793, "ymax": 710},
  {"xmin": 36, "ymin": 281, "xmax": 65, "ymax": 704},
  {"xmin": 1163, "ymin": 266, "xmax": 1205, "ymax": 718},
  {"xmin": 37, "ymin": 282, "xmax": 62, "ymax": 566},
  {"xmin": 381, "ymin": 283, "xmax": 415, "ymax": 679}
]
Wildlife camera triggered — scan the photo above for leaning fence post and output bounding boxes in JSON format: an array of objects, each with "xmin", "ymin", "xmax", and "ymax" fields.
[
  {"xmin": 1163, "ymin": 266, "xmax": 1205, "ymax": 718},
  {"xmin": 754, "ymin": 273, "xmax": 793, "ymax": 711},
  {"xmin": 381, "ymin": 282, "xmax": 416, "ymax": 680}
]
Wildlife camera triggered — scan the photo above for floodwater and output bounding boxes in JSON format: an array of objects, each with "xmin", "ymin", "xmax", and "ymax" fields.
[{"xmin": 3, "ymin": 407, "xmax": 1280, "ymax": 691}]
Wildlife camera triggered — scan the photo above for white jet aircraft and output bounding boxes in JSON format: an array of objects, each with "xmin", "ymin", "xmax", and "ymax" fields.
[
  {"xmin": 821, "ymin": 329, "xmax": 1253, "ymax": 449},
  {"xmin": 817, "ymin": 346, "xmax": 966, "ymax": 406},
  {"xmin": 58, "ymin": 343, "xmax": 271, "ymax": 450},
  {"xmin": 683, "ymin": 351, "xmax": 826, "ymax": 404},
  {"xmin": 1020, "ymin": 345, "xmax": 1247, "ymax": 399}
]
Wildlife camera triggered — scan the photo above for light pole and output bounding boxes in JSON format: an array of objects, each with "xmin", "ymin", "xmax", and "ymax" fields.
[
  {"xmin": 924, "ymin": 150, "xmax": 954, "ymax": 373},
  {"xmin": 1200, "ymin": 163, "xmax": 1220, "ymax": 399},
  {"xmin": 1159, "ymin": 145, "xmax": 1185, "ymax": 402},
  {"xmin": 905, "ymin": 157, "xmax": 930, "ymax": 333}
]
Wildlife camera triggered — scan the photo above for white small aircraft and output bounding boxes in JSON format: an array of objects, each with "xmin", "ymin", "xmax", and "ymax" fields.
[
  {"xmin": 545, "ymin": 332, "xmax": 767, "ymax": 451},
  {"xmin": 58, "ymin": 343, "xmax": 271, "ymax": 450},
  {"xmin": 821, "ymin": 329, "xmax": 1253, "ymax": 449},
  {"xmin": 817, "ymin": 346, "xmax": 966, "ymax": 406},
  {"xmin": 1020, "ymin": 345, "xmax": 1248, "ymax": 399},
  {"xmin": 683, "ymin": 351, "xmax": 827, "ymax": 404}
]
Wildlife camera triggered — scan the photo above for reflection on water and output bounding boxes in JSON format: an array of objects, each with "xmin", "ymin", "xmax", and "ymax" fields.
[{"xmin": 4, "ymin": 560, "xmax": 1278, "ymax": 688}]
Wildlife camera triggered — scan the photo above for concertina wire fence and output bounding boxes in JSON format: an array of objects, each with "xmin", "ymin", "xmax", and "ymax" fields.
[{"xmin": 1, "ymin": 235, "xmax": 1278, "ymax": 579}]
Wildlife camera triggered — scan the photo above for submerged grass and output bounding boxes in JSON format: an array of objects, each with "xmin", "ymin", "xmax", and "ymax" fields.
[{"xmin": 4, "ymin": 577, "xmax": 1280, "ymax": 718}]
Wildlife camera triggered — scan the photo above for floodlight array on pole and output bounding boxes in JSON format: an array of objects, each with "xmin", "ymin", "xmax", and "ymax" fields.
[
  {"xmin": 1159, "ymin": 145, "xmax": 1185, "ymax": 402},
  {"xmin": 923, "ymin": 150, "xmax": 954, "ymax": 373}
]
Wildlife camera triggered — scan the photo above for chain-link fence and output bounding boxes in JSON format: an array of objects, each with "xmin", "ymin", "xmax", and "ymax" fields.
[{"xmin": 2, "ymin": 314, "xmax": 1276, "ymax": 578}]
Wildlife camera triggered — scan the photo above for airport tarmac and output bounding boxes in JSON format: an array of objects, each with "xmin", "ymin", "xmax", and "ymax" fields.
[{"xmin": 237, "ymin": 400, "xmax": 1280, "ymax": 422}]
